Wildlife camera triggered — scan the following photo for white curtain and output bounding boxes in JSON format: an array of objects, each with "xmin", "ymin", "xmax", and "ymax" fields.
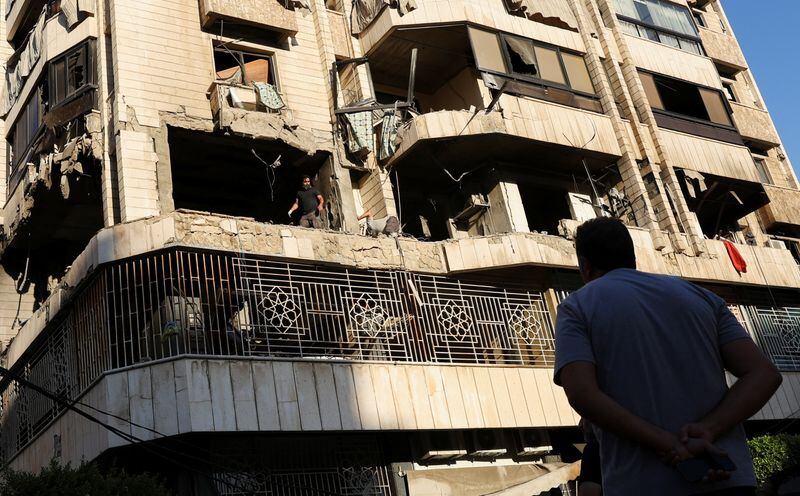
[
  {"xmin": 62, "ymin": 0, "xmax": 80, "ymax": 28},
  {"xmin": 614, "ymin": 0, "xmax": 696, "ymax": 37}
]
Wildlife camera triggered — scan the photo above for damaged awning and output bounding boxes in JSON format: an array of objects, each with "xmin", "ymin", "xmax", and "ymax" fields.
[
  {"xmin": 35, "ymin": 134, "xmax": 100, "ymax": 199},
  {"xmin": 504, "ymin": 0, "xmax": 579, "ymax": 31},
  {"xmin": 677, "ymin": 169, "xmax": 769, "ymax": 235},
  {"xmin": 351, "ymin": 0, "xmax": 418, "ymax": 34},
  {"xmin": 406, "ymin": 462, "xmax": 580, "ymax": 496}
]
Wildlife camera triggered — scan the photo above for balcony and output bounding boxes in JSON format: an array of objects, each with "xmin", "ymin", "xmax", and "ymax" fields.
[
  {"xmin": 0, "ymin": 243, "xmax": 573, "ymax": 464},
  {"xmin": 199, "ymin": 0, "xmax": 298, "ymax": 35},
  {"xmin": 699, "ymin": 27, "xmax": 747, "ymax": 71},
  {"xmin": 759, "ymin": 185, "xmax": 800, "ymax": 237},
  {"xmin": 730, "ymin": 102, "xmax": 782, "ymax": 148},
  {"xmin": 624, "ymin": 35, "xmax": 721, "ymax": 90},
  {"xmin": 659, "ymin": 129, "xmax": 761, "ymax": 183},
  {"xmin": 357, "ymin": 0, "xmax": 588, "ymax": 55}
]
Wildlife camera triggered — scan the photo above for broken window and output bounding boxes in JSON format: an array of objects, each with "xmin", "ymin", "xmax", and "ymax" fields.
[
  {"xmin": 502, "ymin": 34, "xmax": 596, "ymax": 95},
  {"xmin": 48, "ymin": 41, "xmax": 94, "ymax": 109},
  {"xmin": 518, "ymin": 182, "xmax": 576, "ymax": 235},
  {"xmin": 213, "ymin": 46, "xmax": 276, "ymax": 86},
  {"xmin": 168, "ymin": 128, "xmax": 327, "ymax": 225},
  {"xmin": 641, "ymin": 71, "xmax": 733, "ymax": 127},
  {"xmin": 754, "ymin": 157, "xmax": 772, "ymax": 185},
  {"xmin": 721, "ymin": 80, "xmax": 737, "ymax": 102}
]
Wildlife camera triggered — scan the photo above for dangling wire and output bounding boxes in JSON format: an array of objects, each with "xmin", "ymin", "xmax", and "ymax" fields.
[{"xmin": 251, "ymin": 150, "xmax": 281, "ymax": 202}]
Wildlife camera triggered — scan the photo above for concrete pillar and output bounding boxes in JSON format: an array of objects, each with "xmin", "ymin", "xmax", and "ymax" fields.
[{"xmin": 487, "ymin": 181, "xmax": 530, "ymax": 234}]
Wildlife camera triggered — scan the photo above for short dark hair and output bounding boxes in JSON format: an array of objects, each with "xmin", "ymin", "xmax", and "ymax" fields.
[
  {"xmin": 575, "ymin": 217, "xmax": 636, "ymax": 271},
  {"xmin": 302, "ymin": 175, "xmax": 312, "ymax": 182}
]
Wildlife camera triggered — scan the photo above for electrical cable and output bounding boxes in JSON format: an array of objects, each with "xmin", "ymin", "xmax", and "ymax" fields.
[{"xmin": 251, "ymin": 149, "xmax": 281, "ymax": 203}]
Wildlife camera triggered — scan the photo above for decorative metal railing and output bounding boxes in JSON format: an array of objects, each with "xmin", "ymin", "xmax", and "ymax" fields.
[
  {"xmin": 0, "ymin": 248, "xmax": 557, "ymax": 461},
  {"xmin": 741, "ymin": 305, "xmax": 800, "ymax": 372}
]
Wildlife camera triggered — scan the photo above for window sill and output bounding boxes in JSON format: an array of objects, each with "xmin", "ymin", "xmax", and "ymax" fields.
[
  {"xmin": 653, "ymin": 110, "xmax": 743, "ymax": 146},
  {"xmin": 482, "ymin": 72, "xmax": 602, "ymax": 114}
]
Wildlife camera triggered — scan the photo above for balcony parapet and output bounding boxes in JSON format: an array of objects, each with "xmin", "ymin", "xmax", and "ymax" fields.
[
  {"xmin": 624, "ymin": 34, "xmax": 721, "ymax": 90},
  {"xmin": 759, "ymin": 185, "xmax": 800, "ymax": 235},
  {"xmin": 699, "ymin": 27, "xmax": 747, "ymax": 70},
  {"xmin": 659, "ymin": 129, "xmax": 761, "ymax": 183},
  {"xmin": 357, "ymin": 0, "xmax": 591, "ymax": 55},
  {"xmin": 209, "ymin": 80, "xmax": 333, "ymax": 156},
  {"xmin": 199, "ymin": 0, "xmax": 300, "ymax": 35},
  {"xmin": 730, "ymin": 102, "xmax": 781, "ymax": 148},
  {"xmin": 386, "ymin": 98, "xmax": 621, "ymax": 168},
  {"xmin": 2, "ymin": 357, "xmax": 577, "ymax": 472}
]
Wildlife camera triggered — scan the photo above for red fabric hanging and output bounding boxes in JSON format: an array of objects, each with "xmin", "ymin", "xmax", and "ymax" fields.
[{"xmin": 721, "ymin": 239, "xmax": 748, "ymax": 274}]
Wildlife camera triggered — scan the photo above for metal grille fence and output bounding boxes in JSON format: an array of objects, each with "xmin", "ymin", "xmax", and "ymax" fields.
[
  {"xmin": 0, "ymin": 248, "xmax": 557, "ymax": 461},
  {"xmin": 209, "ymin": 435, "xmax": 394, "ymax": 496},
  {"xmin": 743, "ymin": 306, "xmax": 800, "ymax": 372}
]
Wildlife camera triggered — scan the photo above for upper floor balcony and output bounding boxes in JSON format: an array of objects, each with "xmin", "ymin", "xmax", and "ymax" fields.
[
  {"xmin": 730, "ymin": 102, "xmax": 782, "ymax": 148},
  {"xmin": 698, "ymin": 27, "xmax": 747, "ymax": 71},
  {"xmin": 2, "ymin": 210, "xmax": 800, "ymax": 467},
  {"xmin": 759, "ymin": 185, "xmax": 800, "ymax": 237},
  {"xmin": 199, "ymin": 0, "xmax": 300, "ymax": 36},
  {"xmin": 355, "ymin": 0, "xmax": 591, "ymax": 55}
]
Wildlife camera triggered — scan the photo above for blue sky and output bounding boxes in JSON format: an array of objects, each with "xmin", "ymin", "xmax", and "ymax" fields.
[{"xmin": 723, "ymin": 1, "xmax": 800, "ymax": 173}]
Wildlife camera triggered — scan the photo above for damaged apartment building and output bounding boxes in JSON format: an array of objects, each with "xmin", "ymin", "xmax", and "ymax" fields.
[{"xmin": 0, "ymin": 0, "xmax": 796, "ymax": 494}]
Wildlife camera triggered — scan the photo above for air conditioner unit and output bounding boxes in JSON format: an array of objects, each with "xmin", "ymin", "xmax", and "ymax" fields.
[
  {"xmin": 467, "ymin": 429, "xmax": 508, "ymax": 459},
  {"xmin": 768, "ymin": 239, "xmax": 787, "ymax": 250},
  {"xmin": 567, "ymin": 193, "xmax": 597, "ymax": 222},
  {"xmin": 513, "ymin": 429, "xmax": 552, "ymax": 458},
  {"xmin": 415, "ymin": 432, "xmax": 468, "ymax": 463},
  {"xmin": 453, "ymin": 194, "xmax": 490, "ymax": 229}
]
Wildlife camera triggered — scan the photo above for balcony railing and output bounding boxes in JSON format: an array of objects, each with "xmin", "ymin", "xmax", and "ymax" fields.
[{"xmin": 0, "ymin": 248, "xmax": 558, "ymax": 460}]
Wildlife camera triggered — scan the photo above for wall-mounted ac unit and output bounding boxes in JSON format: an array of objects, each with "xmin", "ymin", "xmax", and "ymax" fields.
[
  {"xmin": 415, "ymin": 432, "xmax": 467, "ymax": 463},
  {"xmin": 467, "ymin": 429, "xmax": 508, "ymax": 459},
  {"xmin": 513, "ymin": 429, "xmax": 552, "ymax": 458}
]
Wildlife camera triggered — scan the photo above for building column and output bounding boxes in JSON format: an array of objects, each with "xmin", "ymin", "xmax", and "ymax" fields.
[{"xmin": 486, "ymin": 181, "xmax": 530, "ymax": 234}]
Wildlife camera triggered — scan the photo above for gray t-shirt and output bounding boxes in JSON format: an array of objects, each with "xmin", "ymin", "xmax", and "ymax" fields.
[{"xmin": 554, "ymin": 269, "xmax": 756, "ymax": 495}]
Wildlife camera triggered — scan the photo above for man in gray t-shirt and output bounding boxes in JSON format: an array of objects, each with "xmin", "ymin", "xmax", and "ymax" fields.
[{"xmin": 555, "ymin": 218, "xmax": 782, "ymax": 496}]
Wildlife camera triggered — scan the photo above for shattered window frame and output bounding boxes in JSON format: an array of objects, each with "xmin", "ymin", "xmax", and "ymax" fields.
[
  {"xmin": 498, "ymin": 33, "xmax": 597, "ymax": 99},
  {"xmin": 212, "ymin": 45, "xmax": 278, "ymax": 88},
  {"xmin": 639, "ymin": 69, "xmax": 735, "ymax": 129},
  {"xmin": 48, "ymin": 40, "xmax": 96, "ymax": 110}
]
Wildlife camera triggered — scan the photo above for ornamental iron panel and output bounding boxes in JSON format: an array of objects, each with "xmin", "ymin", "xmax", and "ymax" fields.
[
  {"xmin": 744, "ymin": 306, "xmax": 800, "ymax": 372},
  {"xmin": 0, "ymin": 248, "xmax": 556, "ymax": 463}
]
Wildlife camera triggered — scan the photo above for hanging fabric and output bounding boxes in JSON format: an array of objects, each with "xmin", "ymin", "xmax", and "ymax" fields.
[
  {"xmin": 721, "ymin": 239, "xmax": 748, "ymax": 274},
  {"xmin": 62, "ymin": 0, "xmax": 80, "ymax": 28},
  {"xmin": 378, "ymin": 108, "xmax": 400, "ymax": 161},
  {"xmin": 78, "ymin": 0, "xmax": 97, "ymax": 16},
  {"xmin": 343, "ymin": 111, "xmax": 374, "ymax": 156},
  {"xmin": 351, "ymin": 0, "xmax": 418, "ymax": 34},
  {"xmin": 253, "ymin": 82, "xmax": 286, "ymax": 111}
]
